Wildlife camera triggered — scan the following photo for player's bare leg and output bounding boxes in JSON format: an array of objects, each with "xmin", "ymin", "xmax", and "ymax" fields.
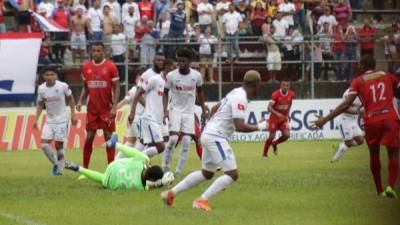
[
  {"xmin": 332, "ymin": 136, "xmax": 364, "ymax": 162},
  {"xmin": 271, "ymin": 130, "xmax": 290, "ymax": 155},
  {"xmin": 41, "ymin": 139, "xmax": 59, "ymax": 176},
  {"xmin": 83, "ymin": 130, "xmax": 96, "ymax": 168},
  {"xmin": 103, "ymin": 130, "xmax": 115, "ymax": 164},
  {"xmin": 386, "ymin": 147, "xmax": 399, "ymax": 198},
  {"xmin": 263, "ymin": 134, "xmax": 275, "ymax": 157},
  {"xmin": 368, "ymin": 143, "xmax": 384, "ymax": 195}
]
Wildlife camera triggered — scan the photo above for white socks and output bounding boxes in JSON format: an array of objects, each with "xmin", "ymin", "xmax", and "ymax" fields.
[
  {"xmin": 42, "ymin": 143, "xmax": 57, "ymax": 165},
  {"xmin": 163, "ymin": 135, "xmax": 179, "ymax": 168},
  {"xmin": 56, "ymin": 148, "xmax": 65, "ymax": 174},
  {"xmin": 134, "ymin": 139, "xmax": 145, "ymax": 151},
  {"xmin": 201, "ymin": 175, "xmax": 234, "ymax": 200},
  {"xmin": 143, "ymin": 146, "xmax": 159, "ymax": 158},
  {"xmin": 176, "ymin": 135, "xmax": 191, "ymax": 172},
  {"xmin": 172, "ymin": 170, "xmax": 206, "ymax": 196}
]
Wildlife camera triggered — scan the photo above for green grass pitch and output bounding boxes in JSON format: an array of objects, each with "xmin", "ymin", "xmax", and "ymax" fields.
[{"xmin": 0, "ymin": 141, "xmax": 399, "ymax": 225}]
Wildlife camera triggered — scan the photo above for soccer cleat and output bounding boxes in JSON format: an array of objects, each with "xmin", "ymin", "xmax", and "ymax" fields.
[
  {"xmin": 272, "ymin": 144, "xmax": 278, "ymax": 155},
  {"xmin": 161, "ymin": 190, "xmax": 175, "ymax": 207},
  {"xmin": 384, "ymin": 186, "xmax": 398, "ymax": 198},
  {"xmin": 174, "ymin": 170, "xmax": 182, "ymax": 178},
  {"xmin": 331, "ymin": 144, "xmax": 345, "ymax": 163},
  {"xmin": 65, "ymin": 161, "xmax": 80, "ymax": 172},
  {"xmin": 106, "ymin": 134, "xmax": 118, "ymax": 148},
  {"xmin": 192, "ymin": 199, "xmax": 211, "ymax": 212},
  {"xmin": 52, "ymin": 165, "xmax": 61, "ymax": 176}
]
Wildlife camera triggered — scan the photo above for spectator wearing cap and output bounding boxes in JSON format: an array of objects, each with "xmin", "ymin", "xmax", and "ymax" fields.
[
  {"xmin": 343, "ymin": 25, "xmax": 357, "ymax": 79},
  {"xmin": 122, "ymin": 0, "xmax": 140, "ymax": 23},
  {"xmin": 221, "ymin": 3, "xmax": 242, "ymax": 63},
  {"xmin": 153, "ymin": 0, "xmax": 172, "ymax": 23},
  {"xmin": 333, "ymin": 0, "xmax": 351, "ymax": 29},
  {"xmin": 37, "ymin": 0, "xmax": 55, "ymax": 18},
  {"xmin": 250, "ymin": 2, "xmax": 266, "ymax": 36},
  {"xmin": 272, "ymin": 11, "xmax": 288, "ymax": 39},
  {"xmin": 123, "ymin": 5, "xmax": 140, "ymax": 61},
  {"xmin": 103, "ymin": 4, "xmax": 118, "ymax": 58},
  {"xmin": 317, "ymin": 7, "xmax": 337, "ymax": 33},
  {"xmin": 165, "ymin": 0, "xmax": 186, "ymax": 59},
  {"xmin": 358, "ymin": 18, "xmax": 376, "ymax": 57},
  {"xmin": 87, "ymin": 0, "xmax": 103, "ymax": 42},
  {"xmin": 278, "ymin": 0, "xmax": 295, "ymax": 27},
  {"xmin": 70, "ymin": 6, "xmax": 88, "ymax": 64},
  {"xmin": 197, "ymin": 0, "xmax": 214, "ymax": 33},
  {"xmin": 317, "ymin": 22, "xmax": 334, "ymax": 81},
  {"xmin": 0, "ymin": 0, "xmax": 6, "ymax": 33},
  {"xmin": 51, "ymin": 0, "xmax": 70, "ymax": 63}
]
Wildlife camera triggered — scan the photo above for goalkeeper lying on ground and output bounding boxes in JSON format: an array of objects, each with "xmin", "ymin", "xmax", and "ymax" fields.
[{"xmin": 65, "ymin": 134, "xmax": 174, "ymax": 190}]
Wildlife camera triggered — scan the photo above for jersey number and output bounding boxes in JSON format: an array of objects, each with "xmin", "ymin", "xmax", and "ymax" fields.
[{"xmin": 369, "ymin": 82, "xmax": 386, "ymax": 103}]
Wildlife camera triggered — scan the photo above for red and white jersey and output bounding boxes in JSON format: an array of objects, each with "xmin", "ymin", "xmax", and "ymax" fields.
[
  {"xmin": 37, "ymin": 81, "xmax": 72, "ymax": 124},
  {"xmin": 165, "ymin": 68, "xmax": 202, "ymax": 114},
  {"xmin": 141, "ymin": 75, "xmax": 165, "ymax": 124},
  {"xmin": 204, "ymin": 87, "xmax": 248, "ymax": 139},
  {"xmin": 124, "ymin": 86, "xmax": 144, "ymax": 118},
  {"xmin": 269, "ymin": 89, "xmax": 295, "ymax": 120},
  {"xmin": 138, "ymin": 68, "xmax": 161, "ymax": 89},
  {"xmin": 81, "ymin": 59, "xmax": 119, "ymax": 113},
  {"xmin": 349, "ymin": 70, "xmax": 400, "ymax": 125}
]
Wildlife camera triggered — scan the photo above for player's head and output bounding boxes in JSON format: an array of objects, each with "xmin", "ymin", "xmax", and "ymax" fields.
[
  {"xmin": 176, "ymin": 48, "xmax": 193, "ymax": 71},
  {"xmin": 164, "ymin": 58, "xmax": 176, "ymax": 74},
  {"xmin": 243, "ymin": 70, "xmax": 261, "ymax": 98},
  {"xmin": 42, "ymin": 66, "xmax": 59, "ymax": 85},
  {"xmin": 359, "ymin": 55, "xmax": 376, "ymax": 73},
  {"xmin": 143, "ymin": 165, "xmax": 164, "ymax": 181},
  {"xmin": 153, "ymin": 52, "xmax": 166, "ymax": 72},
  {"xmin": 280, "ymin": 79, "xmax": 290, "ymax": 94},
  {"xmin": 92, "ymin": 42, "xmax": 105, "ymax": 62}
]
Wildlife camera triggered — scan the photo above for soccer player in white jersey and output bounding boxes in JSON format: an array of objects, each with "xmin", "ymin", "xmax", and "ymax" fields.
[
  {"xmin": 332, "ymin": 89, "xmax": 364, "ymax": 162},
  {"xmin": 161, "ymin": 70, "xmax": 268, "ymax": 212},
  {"xmin": 116, "ymin": 76, "xmax": 146, "ymax": 159},
  {"xmin": 162, "ymin": 48, "xmax": 208, "ymax": 177},
  {"xmin": 128, "ymin": 53, "xmax": 166, "ymax": 157},
  {"xmin": 33, "ymin": 67, "xmax": 77, "ymax": 176}
]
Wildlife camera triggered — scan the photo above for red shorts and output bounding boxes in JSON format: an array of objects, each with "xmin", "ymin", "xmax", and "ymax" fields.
[
  {"xmin": 268, "ymin": 118, "xmax": 290, "ymax": 135},
  {"xmin": 86, "ymin": 111, "xmax": 115, "ymax": 132},
  {"xmin": 364, "ymin": 120, "xmax": 400, "ymax": 148}
]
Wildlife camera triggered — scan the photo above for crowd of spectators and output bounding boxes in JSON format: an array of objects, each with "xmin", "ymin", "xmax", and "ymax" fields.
[{"xmin": 0, "ymin": 0, "xmax": 399, "ymax": 82}]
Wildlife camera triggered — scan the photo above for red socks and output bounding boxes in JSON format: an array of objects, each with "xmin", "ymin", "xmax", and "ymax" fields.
[
  {"xmin": 106, "ymin": 147, "xmax": 115, "ymax": 164},
  {"xmin": 263, "ymin": 139, "xmax": 272, "ymax": 156},
  {"xmin": 388, "ymin": 159, "xmax": 399, "ymax": 188},
  {"xmin": 196, "ymin": 143, "xmax": 202, "ymax": 159},
  {"xmin": 272, "ymin": 136, "xmax": 288, "ymax": 146},
  {"xmin": 83, "ymin": 140, "xmax": 93, "ymax": 169},
  {"xmin": 369, "ymin": 155, "xmax": 383, "ymax": 194}
]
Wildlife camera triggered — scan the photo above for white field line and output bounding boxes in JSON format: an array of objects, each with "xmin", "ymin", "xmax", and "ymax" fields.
[{"xmin": 0, "ymin": 212, "xmax": 48, "ymax": 225}]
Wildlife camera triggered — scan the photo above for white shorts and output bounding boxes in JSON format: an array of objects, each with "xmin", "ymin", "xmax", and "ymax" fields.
[
  {"xmin": 337, "ymin": 116, "xmax": 364, "ymax": 141},
  {"xmin": 71, "ymin": 32, "xmax": 86, "ymax": 50},
  {"xmin": 127, "ymin": 118, "xmax": 142, "ymax": 138},
  {"xmin": 200, "ymin": 134, "xmax": 237, "ymax": 172},
  {"xmin": 267, "ymin": 51, "xmax": 282, "ymax": 71},
  {"xmin": 162, "ymin": 118, "xmax": 169, "ymax": 137},
  {"xmin": 41, "ymin": 122, "xmax": 68, "ymax": 142},
  {"xmin": 169, "ymin": 111, "xmax": 195, "ymax": 134},
  {"xmin": 142, "ymin": 119, "xmax": 163, "ymax": 144}
]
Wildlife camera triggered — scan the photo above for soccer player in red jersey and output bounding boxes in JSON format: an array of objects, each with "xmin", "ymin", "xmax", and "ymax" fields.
[
  {"xmin": 263, "ymin": 79, "xmax": 295, "ymax": 157},
  {"xmin": 313, "ymin": 55, "xmax": 400, "ymax": 198},
  {"xmin": 76, "ymin": 42, "xmax": 120, "ymax": 168}
]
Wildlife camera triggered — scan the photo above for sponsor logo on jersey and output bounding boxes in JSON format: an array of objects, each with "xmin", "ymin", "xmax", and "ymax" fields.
[
  {"xmin": 88, "ymin": 80, "xmax": 107, "ymax": 88},
  {"xmin": 175, "ymin": 85, "xmax": 195, "ymax": 91}
]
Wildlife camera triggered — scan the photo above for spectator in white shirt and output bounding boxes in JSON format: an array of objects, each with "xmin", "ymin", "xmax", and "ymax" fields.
[
  {"xmin": 216, "ymin": 0, "xmax": 230, "ymax": 17},
  {"xmin": 122, "ymin": 0, "xmax": 140, "ymax": 23},
  {"xmin": 199, "ymin": 25, "xmax": 217, "ymax": 82},
  {"xmin": 272, "ymin": 11, "xmax": 289, "ymax": 39},
  {"xmin": 87, "ymin": 0, "xmax": 103, "ymax": 42},
  {"xmin": 278, "ymin": 0, "xmax": 295, "ymax": 26},
  {"xmin": 111, "ymin": 25, "xmax": 127, "ymax": 81},
  {"xmin": 106, "ymin": 0, "xmax": 121, "ymax": 24},
  {"xmin": 221, "ymin": 4, "xmax": 242, "ymax": 63},
  {"xmin": 123, "ymin": 6, "xmax": 139, "ymax": 61},
  {"xmin": 157, "ymin": 12, "xmax": 171, "ymax": 38},
  {"xmin": 37, "ymin": 0, "xmax": 55, "ymax": 18},
  {"xmin": 197, "ymin": 0, "xmax": 214, "ymax": 33},
  {"xmin": 317, "ymin": 7, "xmax": 337, "ymax": 33}
]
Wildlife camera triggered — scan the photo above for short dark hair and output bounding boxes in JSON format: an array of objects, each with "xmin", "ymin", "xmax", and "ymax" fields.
[
  {"xmin": 361, "ymin": 55, "xmax": 376, "ymax": 70},
  {"xmin": 165, "ymin": 58, "xmax": 175, "ymax": 66},
  {"xmin": 103, "ymin": 5, "xmax": 110, "ymax": 10},
  {"xmin": 155, "ymin": 51, "xmax": 165, "ymax": 58},
  {"xmin": 92, "ymin": 41, "xmax": 104, "ymax": 48},
  {"xmin": 42, "ymin": 66, "xmax": 59, "ymax": 76},
  {"xmin": 281, "ymin": 78, "xmax": 290, "ymax": 83},
  {"xmin": 144, "ymin": 165, "xmax": 164, "ymax": 181},
  {"xmin": 176, "ymin": 48, "xmax": 193, "ymax": 61}
]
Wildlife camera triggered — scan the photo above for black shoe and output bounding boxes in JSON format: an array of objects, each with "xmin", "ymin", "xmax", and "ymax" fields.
[
  {"xmin": 272, "ymin": 144, "xmax": 278, "ymax": 156},
  {"xmin": 65, "ymin": 161, "xmax": 79, "ymax": 172}
]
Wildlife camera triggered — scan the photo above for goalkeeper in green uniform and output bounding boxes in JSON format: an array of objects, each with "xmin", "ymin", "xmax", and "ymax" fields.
[{"xmin": 65, "ymin": 134, "xmax": 175, "ymax": 190}]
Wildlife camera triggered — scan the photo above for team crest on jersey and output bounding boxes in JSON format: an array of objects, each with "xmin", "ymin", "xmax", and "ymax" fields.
[
  {"xmin": 87, "ymin": 69, "xmax": 92, "ymax": 74},
  {"xmin": 237, "ymin": 104, "xmax": 245, "ymax": 111},
  {"xmin": 102, "ymin": 68, "xmax": 108, "ymax": 75}
]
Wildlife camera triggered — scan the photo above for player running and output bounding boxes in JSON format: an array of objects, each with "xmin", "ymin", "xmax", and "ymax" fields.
[
  {"xmin": 161, "ymin": 70, "xmax": 267, "ymax": 211},
  {"xmin": 116, "ymin": 75, "xmax": 146, "ymax": 157},
  {"xmin": 77, "ymin": 42, "xmax": 120, "ymax": 169},
  {"xmin": 64, "ymin": 134, "xmax": 175, "ymax": 190},
  {"xmin": 33, "ymin": 66, "xmax": 77, "ymax": 175},
  {"xmin": 263, "ymin": 79, "xmax": 295, "ymax": 157},
  {"xmin": 331, "ymin": 89, "xmax": 364, "ymax": 162},
  {"xmin": 128, "ymin": 53, "xmax": 166, "ymax": 158},
  {"xmin": 312, "ymin": 55, "xmax": 400, "ymax": 198},
  {"xmin": 162, "ymin": 48, "xmax": 208, "ymax": 177}
]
